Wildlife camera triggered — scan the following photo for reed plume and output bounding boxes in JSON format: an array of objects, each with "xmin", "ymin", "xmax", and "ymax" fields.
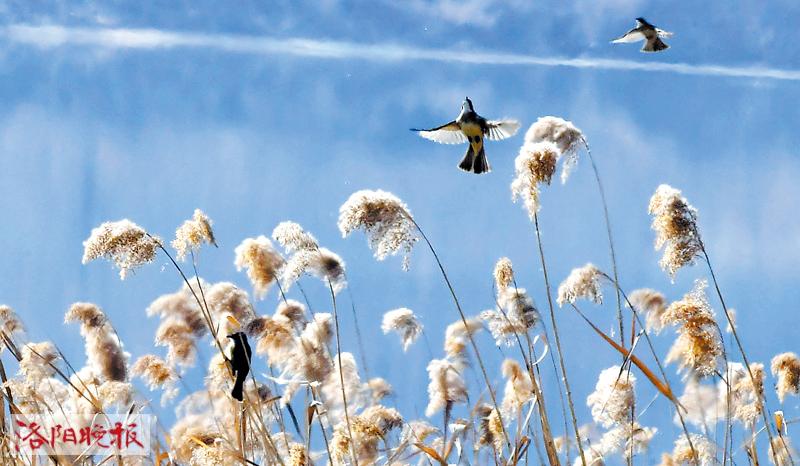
[
  {"xmin": 381, "ymin": 308, "xmax": 423, "ymax": 351},
  {"xmin": 557, "ymin": 263, "xmax": 604, "ymax": 306},
  {"xmin": 425, "ymin": 358, "xmax": 467, "ymax": 417},
  {"xmin": 628, "ymin": 289, "xmax": 667, "ymax": 334},
  {"xmin": 769, "ymin": 437, "xmax": 796, "ymax": 466},
  {"xmin": 493, "ymin": 257, "xmax": 514, "ymax": 292},
  {"xmin": 661, "ymin": 280, "xmax": 723, "ymax": 378},
  {"xmin": 511, "ymin": 141, "xmax": 560, "ymax": 218},
  {"xmin": 131, "ymin": 354, "xmax": 179, "ymax": 402},
  {"xmin": 234, "ymin": 235, "xmax": 284, "ymax": 299},
  {"xmin": 771, "ymin": 352, "xmax": 800, "ymax": 403},
  {"xmin": 0, "ymin": 304, "xmax": 24, "ymax": 337},
  {"xmin": 64, "ymin": 302, "xmax": 129, "ymax": 382},
  {"xmin": 524, "ymin": 116, "xmax": 584, "ymax": 184},
  {"xmin": 586, "ymin": 366, "xmax": 635, "ymax": 428},
  {"xmin": 648, "ymin": 185, "xmax": 702, "ymax": 278},
  {"xmin": 172, "ymin": 208, "xmax": 217, "ymax": 260},
  {"xmin": 82, "ymin": 219, "xmax": 161, "ymax": 279},
  {"xmin": 481, "ymin": 287, "xmax": 539, "ymax": 347},
  {"xmin": 338, "ymin": 189, "xmax": 418, "ymax": 270}
]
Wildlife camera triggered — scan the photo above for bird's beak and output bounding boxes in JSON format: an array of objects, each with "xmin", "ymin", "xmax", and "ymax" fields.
[{"xmin": 226, "ymin": 315, "xmax": 242, "ymax": 330}]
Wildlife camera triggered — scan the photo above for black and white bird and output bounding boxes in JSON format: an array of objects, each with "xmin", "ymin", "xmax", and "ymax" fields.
[
  {"xmin": 412, "ymin": 98, "xmax": 519, "ymax": 174},
  {"xmin": 227, "ymin": 332, "xmax": 252, "ymax": 402},
  {"xmin": 612, "ymin": 18, "xmax": 673, "ymax": 52}
]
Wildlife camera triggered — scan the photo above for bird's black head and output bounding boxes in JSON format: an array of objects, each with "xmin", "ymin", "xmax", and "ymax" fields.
[
  {"xmin": 462, "ymin": 97, "xmax": 474, "ymax": 112},
  {"xmin": 227, "ymin": 332, "xmax": 244, "ymax": 340},
  {"xmin": 635, "ymin": 17, "xmax": 651, "ymax": 26}
]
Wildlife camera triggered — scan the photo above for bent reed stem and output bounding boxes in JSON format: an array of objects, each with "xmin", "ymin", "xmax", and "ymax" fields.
[{"xmin": 599, "ymin": 271, "xmax": 701, "ymax": 465}]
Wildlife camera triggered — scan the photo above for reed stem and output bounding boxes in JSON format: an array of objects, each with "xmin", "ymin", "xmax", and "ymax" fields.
[
  {"xmin": 532, "ymin": 212, "xmax": 587, "ymax": 466},
  {"xmin": 407, "ymin": 215, "xmax": 512, "ymax": 452}
]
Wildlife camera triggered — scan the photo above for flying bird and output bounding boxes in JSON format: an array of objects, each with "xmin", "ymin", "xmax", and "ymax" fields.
[
  {"xmin": 612, "ymin": 17, "xmax": 673, "ymax": 52},
  {"xmin": 227, "ymin": 332, "xmax": 252, "ymax": 402},
  {"xmin": 412, "ymin": 97, "xmax": 520, "ymax": 174}
]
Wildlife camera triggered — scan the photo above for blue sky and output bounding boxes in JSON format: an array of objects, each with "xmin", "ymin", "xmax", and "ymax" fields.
[{"xmin": 1, "ymin": 1, "xmax": 800, "ymax": 462}]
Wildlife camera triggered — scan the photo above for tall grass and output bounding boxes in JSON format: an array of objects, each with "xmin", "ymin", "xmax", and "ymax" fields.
[{"xmin": 0, "ymin": 117, "xmax": 797, "ymax": 466}]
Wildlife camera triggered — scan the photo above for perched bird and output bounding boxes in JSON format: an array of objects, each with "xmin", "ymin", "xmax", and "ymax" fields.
[
  {"xmin": 227, "ymin": 332, "xmax": 252, "ymax": 402},
  {"xmin": 612, "ymin": 17, "xmax": 673, "ymax": 52},
  {"xmin": 412, "ymin": 97, "xmax": 520, "ymax": 174}
]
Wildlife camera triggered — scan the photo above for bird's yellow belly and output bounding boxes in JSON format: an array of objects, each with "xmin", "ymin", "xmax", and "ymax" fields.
[{"xmin": 461, "ymin": 122, "xmax": 483, "ymax": 138}]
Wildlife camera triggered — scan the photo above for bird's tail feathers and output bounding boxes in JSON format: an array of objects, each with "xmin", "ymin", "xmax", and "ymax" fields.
[
  {"xmin": 458, "ymin": 146, "xmax": 474, "ymax": 172},
  {"xmin": 643, "ymin": 38, "xmax": 669, "ymax": 52},
  {"xmin": 473, "ymin": 146, "xmax": 490, "ymax": 174},
  {"xmin": 458, "ymin": 144, "xmax": 490, "ymax": 174},
  {"xmin": 231, "ymin": 375, "xmax": 245, "ymax": 402}
]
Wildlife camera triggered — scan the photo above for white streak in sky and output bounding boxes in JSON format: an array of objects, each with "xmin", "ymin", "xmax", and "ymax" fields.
[{"xmin": 5, "ymin": 24, "xmax": 800, "ymax": 81}]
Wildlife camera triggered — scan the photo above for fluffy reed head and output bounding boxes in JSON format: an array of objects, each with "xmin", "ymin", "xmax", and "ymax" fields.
[
  {"xmin": 557, "ymin": 263, "xmax": 603, "ymax": 306},
  {"xmin": 677, "ymin": 379, "xmax": 722, "ymax": 428},
  {"xmin": 172, "ymin": 209, "xmax": 216, "ymax": 261},
  {"xmin": 476, "ymin": 404, "xmax": 505, "ymax": 452},
  {"xmin": 234, "ymin": 235, "xmax": 284, "ymax": 299},
  {"xmin": 586, "ymin": 366, "xmax": 636, "ymax": 428},
  {"xmin": 131, "ymin": 354, "xmax": 177, "ymax": 390},
  {"xmin": 666, "ymin": 434, "xmax": 717, "ymax": 466},
  {"xmin": 19, "ymin": 341, "xmax": 59, "ymax": 383},
  {"xmin": 338, "ymin": 189, "xmax": 418, "ymax": 270},
  {"xmin": 64, "ymin": 302, "xmax": 128, "ymax": 382},
  {"xmin": 648, "ymin": 184, "xmax": 702, "ymax": 278},
  {"xmin": 367, "ymin": 377, "xmax": 393, "ymax": 402},
  {"xmin": 246, "ymin": 314, "xmax": 295, "ymax": 364},
  {"xmin": 662, "ymin": 280, "xmax": 722, "ymax": 378},
  {"xmin": 274, "ymin": 299, "xmax": 307, "ymax": 330},
  {"xmin": 278, "ymin": 313, "xmax": 334, "ymax": 404},
  {"xmin": 493, "ymin": 257, "xmax": 515, "ymax": 292},
  {"xmin": 511, "ymin": 141, "xmax": 560, "ymax": 218},
  {"xmin": 331, "ymin": 405, "xmax": 403, "ymax": 464},
  {"xmin": 155, "ymin": 318, "xmax": 197, "ymax": 367},
  {"xmin": 272, "ymin": 221, "xmax": 319, "ymax": 253},
  {"xmin": 607, "ymin": 423, "xmax": 657, "ymax": 462},
  {"xmin": 501, "ymin": 359, "xmax": 534, "ymax": 417},
  {"xmin": 425, "ymin": 358, "xmax": 467, "ymax": 417},
  {"xmin": 287, "ymin": 442, "xmax": 309, "ymax": 466},
  {"xmin": 273, "ymin": 222, "xmax": 347, "ymax": 293},
  {"xmin": 0, "ymin": 304, "xmax": 24, "ymax": 336},
  {"xmin": 147, "ymin": 281, "xmax": 207, "ymax": 336},
  {"xmin": 628, "ymin": 289, "xmax": 667, "ymax": 334},
  {"xmin": 727, "ymin": 362, "xmax": 764, "ymax": 426},
  {"xmin": 205, "ymin": 282, "xmax": 254, "ymax": 326},
  {"xmin": 771, "ymin": 352, "xmax": 800, "ymax": 403},
  {"xmin": 444, "ymin": 317, "xmax": 482, "ymax": 366},
  {"xmin": 322, "ymin": 352, "xmax": 363, "ymax": 421},
  {"xmin": 482, "ymin": 288, "xmax": 539, "ymax": 347},
  {"xmin": 82, "ymin": 219, "xmax": 160, "ymax": 279},
  {"xmin": 381, "ymin": 308, "xmax": 422, "ymax": 352},
  {"xmin": 769, "ymin": 437, "xmax": 796, "ymax": 466},
  {"xmin": 281, "ymin": 247, "xmax": 347, "ymax": 294},
  {"xmin": 524, "ymin": 116, "xmax": 584, "ymax": 183}
]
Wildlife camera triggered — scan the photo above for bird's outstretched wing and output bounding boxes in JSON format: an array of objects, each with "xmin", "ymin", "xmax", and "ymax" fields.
[
  {"xmin": 485, "ymin": 119, "xmax": 520, "ymax": 141},
  {"xmin": 655, "ymin": 28, "xmax": 673, "ymax": 38},
  {"xmin": 412, "ymin": 121, "xmax": 467, "ymax": 144},
  {"xmin": 612, "ymin": 29, "xmax": 645, "ymax": 43}
]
